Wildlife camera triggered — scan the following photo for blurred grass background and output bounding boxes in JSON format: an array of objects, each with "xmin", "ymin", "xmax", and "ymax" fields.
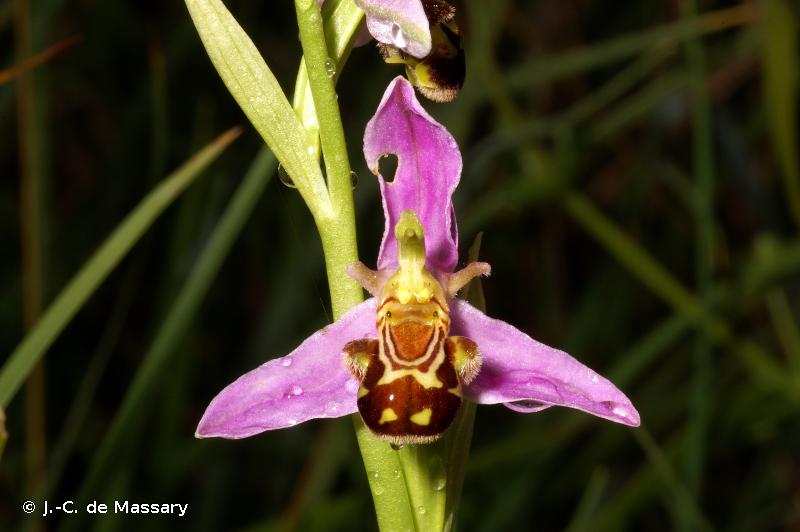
[{"xmin": 2, "ymin": 0, "xmax": 800, "ymax": 530}]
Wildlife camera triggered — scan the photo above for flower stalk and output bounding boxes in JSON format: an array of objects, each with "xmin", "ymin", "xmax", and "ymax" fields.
[
  {"xmin": 293, "ymin": 2, "xmax": 421, "ymax": 529},
  {"xmin": 294, "ymin": 0, "xmax": 361, "ymax": 318}
]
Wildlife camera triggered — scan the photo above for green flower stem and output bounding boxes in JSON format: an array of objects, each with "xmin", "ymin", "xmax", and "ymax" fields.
[
  {"xmin": 293, "ymin": 0, "xmax": 363, "ymax": 153},
  {"xmin": 294, "ymin": 0, "xmax": 360, "ymax": 319},
  {"xmin": 292, "ymin": 2, "xmax": 414, "ymax": 529},
  {"xmin": 294, "ymin": 2, "xmax": 461, "ymax": 529}
]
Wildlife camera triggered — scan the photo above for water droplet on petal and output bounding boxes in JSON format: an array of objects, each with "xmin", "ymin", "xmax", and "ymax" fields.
[
  {"xmin": 390, "ymin": 443, "xmax": 404, "ymax": 451},
  {"xmin": 417, "ymin": 505, "xmax": 427, "ymax": 516},
  {"xmin": 370, "ymin": 470, "xmax": 379, "ymax": 480},
  {"xmin": 282, "ymin": 357, "xmax": 293, "ymax": 367},
  {"xmin": 350, "ymin": 170, "xmax": 358, "ymax": 189},
  {"xmin": 390, "ymin": 22, "xmax": 408, "ymax": 49},
  {"xmin": 291, "ymin": 385, "xmax": 303, "ymax": 396},
  {"xmin": 391, "ymin": 468, "xmax": 401, "ymax": 480},
  {"xmin": 287, "ymin": 418, "xmax": 298, "ymax": 425},
  {"xmin": 324, "ymin": 58, "xmax": 336, "ymax": 77},
  {"xmin": 278, "ymin": 165, "xmax": 296, "ymax": 188},
  {"xmin": 612, "ymin": 405, "xmax": 632, "ymax": 419},
  {"xmin": 307, "ymin": 145, "xmax": 315, "ymax": 156}
]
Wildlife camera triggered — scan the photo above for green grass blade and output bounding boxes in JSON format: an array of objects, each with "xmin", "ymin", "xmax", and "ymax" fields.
[
  {"xmin": 506, "ymin": 4, "xmax": 757, "ymax": 90},
  {"xmin": 761, "ymin": 0, "xmax": 800, "ymax": 228},
  {"xmin": 679, "ymin": 1, "xmax": 715, "ymax": 529},
  {"xmin": 72, "ymin": 147, "xmax": 276, "ymax": 516},
  {"xmin": 0, "ymin": 127, "xmax": 241, "ymax": 409}
]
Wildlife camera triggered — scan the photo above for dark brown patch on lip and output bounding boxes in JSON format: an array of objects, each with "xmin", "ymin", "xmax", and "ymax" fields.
[{"xmin": 357, "ymin": 369, "xmax": 461, "ymax": 443}]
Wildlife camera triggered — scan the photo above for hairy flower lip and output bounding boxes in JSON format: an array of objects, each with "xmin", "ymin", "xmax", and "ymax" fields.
[{"xmin": 195, "ymin": 76, "xmax": 639, "ymax": 441}]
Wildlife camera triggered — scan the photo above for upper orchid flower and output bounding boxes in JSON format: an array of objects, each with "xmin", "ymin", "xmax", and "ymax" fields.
[
  {"xmin": 196, "ymin": 77, "xmax": 639, "ymax": 443},
  {"xmin": 354, "ymin": 0, "xmax": 465, "ymax": 102}
]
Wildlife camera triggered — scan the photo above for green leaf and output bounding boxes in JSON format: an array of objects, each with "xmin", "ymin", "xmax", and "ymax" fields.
[
  {"xmin": 185, "ymin": 0, "xmax": 331, "ymax": 218},
  {"xmin": 0, "ymin": 127, "xmax": 240, "ymax": 409},
  {"xmin": 761, "ymin": 0, "xmax": 800, "ymax": 228}
]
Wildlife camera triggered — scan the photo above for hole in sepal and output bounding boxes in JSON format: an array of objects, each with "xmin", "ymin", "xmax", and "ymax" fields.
[{"xmin": 378, "ymin": 153, "xmax": 399, "ymax": 183}]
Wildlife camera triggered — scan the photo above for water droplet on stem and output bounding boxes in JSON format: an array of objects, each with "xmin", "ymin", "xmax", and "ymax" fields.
[
  {"xmin": 324, "ymin": 58, "xmax": 336, "ymax": 77},
  {"xmin": 278, "ymin": 165, "xmax": 296, "ymax": 188}
]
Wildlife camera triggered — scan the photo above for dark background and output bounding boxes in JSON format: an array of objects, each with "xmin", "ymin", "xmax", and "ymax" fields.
[{"xmin": 2, "ymin": 0, "xmax": 799, "ymax": 530}]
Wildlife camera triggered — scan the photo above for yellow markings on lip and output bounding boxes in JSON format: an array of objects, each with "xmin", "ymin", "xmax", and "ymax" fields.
[
  {"xmin": 410, "ymin": 408, "xmax": 433, "ymax": 426},
  {"xmin": 379, "ymin": 408, "xmax": 399, "ymax": 424},
  {"xmin": 377, "ymin": 367, "xmax": 443, "ymax": 389},
  {"xmin": 357, "ymin": 386, "xmax": 370, "ymax": 399}
]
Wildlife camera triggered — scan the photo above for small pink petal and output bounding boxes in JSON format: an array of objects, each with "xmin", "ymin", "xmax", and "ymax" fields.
[
  {"xmin": 450, "ymin": 299, "xmax": 640, "ymax": 427},
  {"xmin": 354, "ymin": 0, "xmax": 431, "ymax": 58},
  {"xmin": 196, "ymin": 299, "xmax": 378, "ymax": 438},
  {"xmin": 365, "ymin": 76, "xmax": 461, "ymax": 273}
]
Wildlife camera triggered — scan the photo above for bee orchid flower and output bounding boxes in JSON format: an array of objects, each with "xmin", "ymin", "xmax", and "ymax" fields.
[
  {"xmin": 353, "ymin": 0, "xmax": 465, "ymax": 102},
  {"xmin": 196, "ymin": 77, "xmax": 639, "ymax": 442}
]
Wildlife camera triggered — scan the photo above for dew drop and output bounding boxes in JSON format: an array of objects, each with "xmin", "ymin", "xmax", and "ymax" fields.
[
  {"xmin": 390, "ymin": 443, "xmax": 404, "ymax": 451},
  {"xmin": 307, "ymin": 145, "xmax": 316, "ymax": 156},
  {"xmin": 291, "ymin": 385, "xmax": 304, "ymax": 396},
  {"xmin": 369, "ymin": 470, "xmax": 384, "ymax": 494},
  {"xmin": 349, "ymin": 170, "xmax": 358, "ymax": 189},
  {"xmin": 417, "ymin": 505, "xmax": 427, "ymax": 516},
  {"xmin": 390, "ymin": 22, "xmax": 408, "ymax": 49},
  {"xmin": 391, "ymin": 468, "xmax": 401, "ymax": 480},
  {"xmin": 324, "ymin": 58, "xmax": 336, "ymax": 77},
  {"xmin": 278, "ymin": 165, "xmax": 296, "ymax": 188},
  {"xmin": 612, "ymin": 405, "xmax": 631, "ymax": 419},
  {"xmin": 281, "ymin": 357, "xmax": 293, "ymax": 367},
  {"xmin": 287, "ymin": 418, "xmax": 298, "ymax": 425}
]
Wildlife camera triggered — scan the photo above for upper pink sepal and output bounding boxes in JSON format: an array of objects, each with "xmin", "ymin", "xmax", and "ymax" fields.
[
  {"xmin": 195, "ymin": 299, "xmax": 378, "ymax": 438},
  {"xmin": 364, "ymin": 76, "xmax": 461, "ymax": 273}
]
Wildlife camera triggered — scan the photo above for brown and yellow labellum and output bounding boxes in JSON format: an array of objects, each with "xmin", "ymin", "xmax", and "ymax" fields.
[
  {"xmin": 378, "ymin": 0, "xmax": 465, "ymax": 102},
  {"xmin": 344, "ymin": 286, "xmax": 481, "ymax": 447}
]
